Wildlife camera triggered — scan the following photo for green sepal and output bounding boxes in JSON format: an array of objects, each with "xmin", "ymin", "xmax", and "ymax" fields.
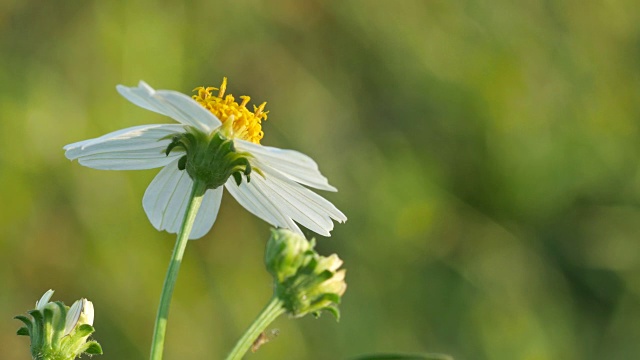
[
  {"xmin": 315, "ymin": 269, "xmax": 335, "ymax": 282},
  {"xmin": 206, "ymin": 131, "xmax": 225, "ymax": 152},
  {"xmin": 303, "ymin": 256, "xmax": 319, "ymax": 273},
  {"xmin": 14, "ymin": 315, "xmax": 33, "ymax": 333},
  {"xmin": 167, "ymin": 128, "xmax": 254, "ymax": 190},
  {"xmin": 42, "ymin": 307, "xmax": 57, "ymax": 351},
  {"xmin": 323, "ymin": 305, "xmax": 340, "ymax": 320},
  {"xmin": 16, "ymin": 327, "xmax": 30, "ymax": 336},
  {"xmin": 83, "ymin": 341, "xmax": 103, "ymax": 355},
  {"xmin": 73, "ymin": 324, "xmax": 95, "ymax": 338},
  {"xmin": 24, "ymin": 309, "xmax": 44, "ymax": 356},
  {"xmin": 232, "ymin": 172, "xmax": 242, "ymax": 186},
  {"xmin": 312, "ymin": 292, "xmax": 341, "ymax": 305},
  {"xmin": 178, "ymin": 155, "xmax": 187, "ymax": 170},
  {"xmin": 183, "ymin": 132, "xmax": 198, "ymax": 146},
  {"xmin": 28, "ymin": 309, "xmax": 44, "ymax": 323},
  {"xmin": 165, "ymin": 135, "xmax": 186, "ymax": 156},
  {"xmin": 28, "ymin": 309, "xmax": 45, "ymax": 349},
  {"xmin": 62, "ymin": 324, "xmax": 98, "ymax": 358},
  {"xmin": 51, "ymin": 302, "xmax": 67, "ymax": 348},
  {"xmin": 42, "ymin": 307, "xmax": 54, "ymax": 324}
]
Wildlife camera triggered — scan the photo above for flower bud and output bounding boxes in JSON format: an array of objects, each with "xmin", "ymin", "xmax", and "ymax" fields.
[
  {"xmin": 265, "ymin": 229, "xmax": 347, "ymax": 320},
  {"xmin": 265, "ymin": 228, "xmax": 314, "ymax": 282},
  {"xmin": 15, "ymin": 290, "xmax": 102, "ymax": 360}
]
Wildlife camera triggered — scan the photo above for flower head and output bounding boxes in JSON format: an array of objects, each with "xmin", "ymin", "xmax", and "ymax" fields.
[
  {"xmin": 192, "ymin": 77, "xmax": 268, "ymax": 144},
  {"xmin": 265, "ymin": 229, "xmax": 347, "ymax": 320},
  {"xmin": 15, "ymin": 290, "xmax": 102, "ymax": 360},
  {"xmin": 64, "ymin": 78, "xmax": 346, "ymax": 239}
]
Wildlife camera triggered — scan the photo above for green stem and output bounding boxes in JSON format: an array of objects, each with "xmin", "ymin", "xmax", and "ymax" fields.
[
  {"xmin": 225, "ymin": 296, "xmax": 285, "ymax": 360},
  {"xmin": 150, "ymin": 180, "xmax": 207, "ymax": 360}
]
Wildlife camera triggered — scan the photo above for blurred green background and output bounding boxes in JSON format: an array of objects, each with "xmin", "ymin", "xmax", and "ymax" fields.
[{"xmin": 2, "ymin": 0, "xmax": 640, "ymax": 359}]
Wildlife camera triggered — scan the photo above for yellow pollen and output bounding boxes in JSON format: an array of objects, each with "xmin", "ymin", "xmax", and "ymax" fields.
[{"xmin": 193, "ymin": 77, "xmax": 268, "ymax": 144}]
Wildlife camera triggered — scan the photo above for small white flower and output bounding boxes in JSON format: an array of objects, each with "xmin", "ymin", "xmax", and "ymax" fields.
[{"xmin": 64, "ymin": 79, "xmax": 346, "ymax": 239}]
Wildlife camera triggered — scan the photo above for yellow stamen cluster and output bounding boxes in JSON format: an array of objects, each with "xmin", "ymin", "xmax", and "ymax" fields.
[{"xmin": 193, "ymin": 77, "xmax": 268, "ymax": 144}]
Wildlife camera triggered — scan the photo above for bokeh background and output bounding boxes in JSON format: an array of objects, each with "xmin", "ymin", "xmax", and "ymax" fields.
[{"xmin": 2, "ymin": 0, "xmax": 640, "ymax": 359}]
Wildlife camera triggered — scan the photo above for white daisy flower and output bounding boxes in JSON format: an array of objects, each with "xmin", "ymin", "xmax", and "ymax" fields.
[{"xmin": 64, "ymin": 78, "xmax": 346, "ymax": 239}]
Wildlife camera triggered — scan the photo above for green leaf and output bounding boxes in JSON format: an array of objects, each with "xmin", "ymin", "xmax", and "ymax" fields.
[
  {"xmin": 351, "ymin": 354, "xmax": 454, "ymax": 360},
  {"xmin": 16, "ymin": 326, "xmax": 30, "ymax": 336}
]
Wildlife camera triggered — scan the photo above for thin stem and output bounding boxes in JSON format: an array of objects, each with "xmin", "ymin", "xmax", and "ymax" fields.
[
  {"xmin": 225, "ymin": 296, "xmax": 286, "ymax": 360},
  {"xmin": 150, "ymin": 180, "xmax": 207, "ymax": 360}
]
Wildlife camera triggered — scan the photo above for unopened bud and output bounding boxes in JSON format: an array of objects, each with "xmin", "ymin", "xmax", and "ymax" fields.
[
  {"xmin": 15, "ymin": 290, "xmax": 102, "ymax": 360},
  {"xmin": 265, "ymin": 229, "xmax": 347, "ymax": 320}
]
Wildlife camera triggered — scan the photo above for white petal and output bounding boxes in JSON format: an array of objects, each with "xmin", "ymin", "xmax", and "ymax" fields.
[
  {"xmin": 235, "ymin": 140, "xmax": 337, "ymax": 191},
  {"xmin": 116, "ymin": 81, "xmax": 222, "ymax": 133},
  {"xmin": 189, "ymin": 187, "xmax": 223, "ymax": 239},
  {"xmin": 35, "ymin": 289, "xmax": 54, "ymax": 310},
  {"xmin": 226, "ymin": 167, "xmax": 346, "ymax": 236},
  {"xmin": 82, "ymin": 300, "xmax": 95, "ymax": 325},
  {"xmin": 263, "ymin": 169, "xmax": 347, "ymax": 223},
  {"xmin": 253, "ymin": 170, "xmax": 345, "ymax": 236},
  {"xmin": 143, "ymin": 159, "xmax": 193, "ymax": 236},
  {"xmin": 64, "ymin": 299, "xmax": 83, "ymax": 336},
  {"xmin": 64, "ymin": 124, "xmax": 185, "ymax": 170},
  {"xmin": 143, "ymin": 159, "xmax": 222, "ymax": 239},
  {"xmin": 225, "ymin": 177, "xmax": 302, "ymax": 234}
]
